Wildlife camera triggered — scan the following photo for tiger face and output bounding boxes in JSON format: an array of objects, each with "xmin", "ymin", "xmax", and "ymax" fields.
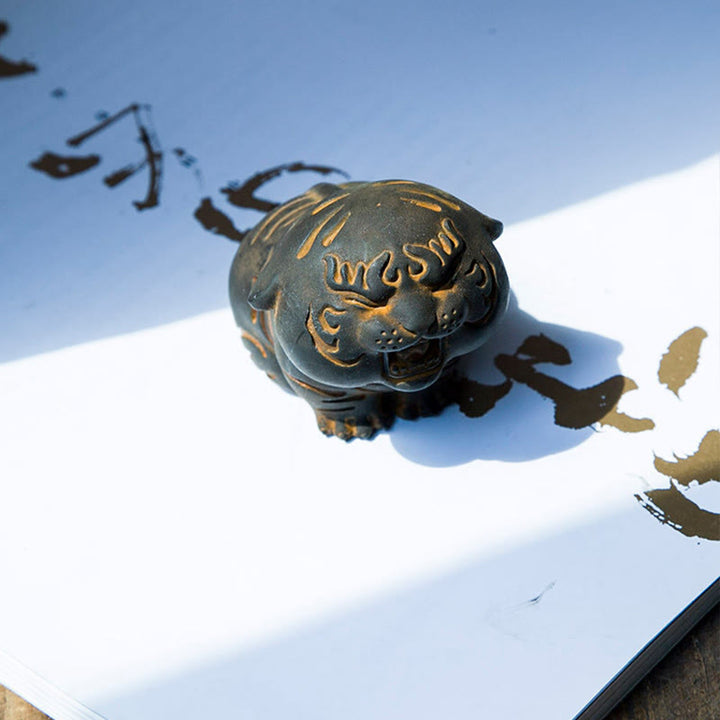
[{"xmin": 240, "ymin": 180, "xmax": 509, "ymax": 394}]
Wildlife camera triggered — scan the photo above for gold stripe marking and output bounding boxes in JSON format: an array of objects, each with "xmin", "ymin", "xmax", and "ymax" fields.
[
  {"xmin": 288, "ymin": 375, "xmax": 346, "ymax": 397},
  {"xmin": 260, "ymin": 202, "xmax": 313, "ymax": 244},
  {"xmin": 401, "ymin": 189, "xmax": 460, "ymax": 211},
  {"xmin": 250, "ymin": 196, "xmax": 313, "ymax": 244},
  {"xmin": 400, "ymin": 197, "xmax": 443, "ymax": 212},
  {"xmin": 321, "ymin": 212, "xmax": 351, "ymax": 247},
  {"xmin": 311, "ymin": 193, "xmax": 349, "ymax": 215},
  {"xmin": 241, "ymin": 332, "xmax": 267, "ymax": 358},
  {"xmin": 318, "ymin": 306, "xmax": 343, "ymax": 333},
  {"xmin": 258, "ymin": 311, "xmax": 274, "ymax": 347},
  {"xmin": 305, "ymin": 306, "xmax": 362, "ymax": 368},
  {"xmin": 296, "ymin": 206, "xmax": 343, "ymax": 259}
]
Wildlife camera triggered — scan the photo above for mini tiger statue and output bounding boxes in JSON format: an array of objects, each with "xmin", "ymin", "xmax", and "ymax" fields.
[{"xmin": 229, "ymin": 180, "xmax": 509, "ymax": 440}]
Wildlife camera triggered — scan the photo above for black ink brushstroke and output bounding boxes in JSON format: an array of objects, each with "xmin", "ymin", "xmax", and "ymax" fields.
[
  {"xmin": 596, "ymin": 376, "xmax": 656, "ymax": 433},
  {"xmin": 222, "ymin": 162, "xmax": 349, "ymax": 212},
  {"xmin": 0, "ymin": 21, "xmax": 37, "ymax": 78},
  {"xmin": 494, "ymin": 353, "xmax": 630, "ymax": 429},
  {"xmin": 29, "ymin": 152, "xmax": 101, "ymax": 178},
  {"xmin": 131, "ymin": 114, "xmax": 162, "ymax": 210},
  {"xmin": 515, "ymin": 334, "xmax": 571, "ymax": 365},
  {"xmin": 455, "ymin": 378, "xmax": 513, "ymax": 418},
  {"xmin": 456, "ymin": 335, "xmax": 648, "ymax": 431},
  {"xmin": 66, "ymin": 103, "xmax": 138, "ymax": 147},
  {"xmin": 636, "ymin": 485, "xmax": 720, "ymax": 541},
  {"xmin": 194, "ymin": 197, "xmax": 246, "ymax": 242},
  {"xmin": 104, "ymin": 162, "xmax": 146, "ymax": 188},
  {"xmin": 654, "ymin": 430, "xmax": 720, "ymax": 487},
  {"xmin": 65, "ymin": 103, "xmax": 162, "ymax": 211},
  {"xmin": 658, "ymin": 326, "xmax": 707, "ymax": 397}
]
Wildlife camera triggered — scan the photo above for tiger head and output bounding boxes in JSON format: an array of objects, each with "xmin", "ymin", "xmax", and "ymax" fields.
[{"xmin": 247, "ymin": 180, "xmax": 509, "ymax": 392}]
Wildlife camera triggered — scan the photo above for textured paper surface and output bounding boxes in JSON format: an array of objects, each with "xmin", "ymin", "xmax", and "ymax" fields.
[{"xmin": 1, "ymin": 3, "xmax": 718, "ymax": 719}]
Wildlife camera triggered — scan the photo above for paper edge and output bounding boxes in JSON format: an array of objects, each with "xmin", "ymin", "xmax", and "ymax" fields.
[
  {"xmin": 0, "ymin": 650, "xmax": 107, "ymax": 720},
  {"xmin": 573, "ymin": 576, "xmax": 720, "ymax": 720}
]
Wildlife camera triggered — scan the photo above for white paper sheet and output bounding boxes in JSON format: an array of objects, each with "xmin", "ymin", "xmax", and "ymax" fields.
[{"xmin": 1, "ymin": 3, "xmax": 718, "ymax": 719}]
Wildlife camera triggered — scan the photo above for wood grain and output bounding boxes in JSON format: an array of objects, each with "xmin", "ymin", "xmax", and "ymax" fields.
[
  {"xmin": 1, "ymin": 604, "xmax": 718, "ymax": 719},
  {"xmin": 0, "ymin": 688, "xmax": 50, "ymax": 720},
  {"xmin": 604, "ymin": 603, "xmax": 720, "ymax": 720}
]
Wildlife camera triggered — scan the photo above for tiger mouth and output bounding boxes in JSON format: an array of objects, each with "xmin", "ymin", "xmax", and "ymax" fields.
[{"xmin": 382, "ymin": 338, "xmax": 444, "ymax": 381}]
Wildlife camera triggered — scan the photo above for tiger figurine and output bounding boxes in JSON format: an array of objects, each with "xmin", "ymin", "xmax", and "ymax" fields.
[{"xmin": 229, "ymin": 180, "xmax": 509, "ymax": 440}]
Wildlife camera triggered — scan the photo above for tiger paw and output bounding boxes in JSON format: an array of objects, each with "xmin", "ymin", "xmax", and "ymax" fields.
[
  {"xmin": 394, "ymin": 385, "xmax": 454, "ymax": 420},
  {"xmin": 314, "ymin": 410, "xmax": 392, "ymax": 441}
]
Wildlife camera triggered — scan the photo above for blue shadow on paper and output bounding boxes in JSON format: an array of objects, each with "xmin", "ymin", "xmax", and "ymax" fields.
[
  {"xmin": 390, "ymin": 293, "xmax": 625, "ymax": 466},
  {"xmin": 2, "ymin": 0, "xmax": 718, "ymax": 362},
  {"xmin": 91, "ymin": 507, "xmax": 712, "ymax": 720}
]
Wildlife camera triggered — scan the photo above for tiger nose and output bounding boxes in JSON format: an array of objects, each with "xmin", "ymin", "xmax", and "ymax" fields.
[
  {"xmin": 425, "ymin": 306, "xmax": 465, "ymax": 338},
  {"xmin": 388, "ymin": 292, "xmax": 435, "ymax": 336}
]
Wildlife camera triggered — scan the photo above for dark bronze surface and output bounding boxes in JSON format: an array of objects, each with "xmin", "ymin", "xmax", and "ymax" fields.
[{"xmin": 229, "ymin": 180, "xmax": 509, "ymax": 440}]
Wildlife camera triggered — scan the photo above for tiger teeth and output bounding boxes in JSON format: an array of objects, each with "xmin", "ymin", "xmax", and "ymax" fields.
[{"xmin": 382, "ymin": 338, "xmax": 444, "ymax": 379}]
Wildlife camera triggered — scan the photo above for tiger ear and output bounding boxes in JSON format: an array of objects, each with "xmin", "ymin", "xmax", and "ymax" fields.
[
  {"xmin": 248, "ymin": 263, "xmax": 279, "ymax": 310},
  {"xmin": 486, "ymin": 217, "xmax": 503, "ymax": 242},
  {"xmin": 248, "ymin": 282, "xmax": 277, "ymax": 311}
]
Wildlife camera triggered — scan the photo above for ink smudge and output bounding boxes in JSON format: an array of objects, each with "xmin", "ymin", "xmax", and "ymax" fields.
[
  {"xmin": 526, "ymin": 581, "xmax": 556, "ymax": 606},
  {"xmin": 172, "ymin": 147, "xmax": 203, "ymax": 185},
  {"xmin": 658, "ymin": 326, "xmax": 707, "ymax": 397},
  {"xmin": 173, "ymin": 147, "xmax": 197, "ymax": 168}
]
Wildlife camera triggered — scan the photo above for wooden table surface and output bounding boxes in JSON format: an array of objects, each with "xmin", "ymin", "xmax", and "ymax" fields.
[{"xmin": 2, "ymin": 604, "xmax": 718, "ymax": 720}]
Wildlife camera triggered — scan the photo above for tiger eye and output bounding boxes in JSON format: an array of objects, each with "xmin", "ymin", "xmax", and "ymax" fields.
[{"xmin": 229, "ymin": 179, "xmax": 509, "ymax": 440}]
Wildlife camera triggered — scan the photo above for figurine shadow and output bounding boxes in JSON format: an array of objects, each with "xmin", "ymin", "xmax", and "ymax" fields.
[{"xmin": 390, "ymin": 292, "xmax": 624, "ymax": 467}]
